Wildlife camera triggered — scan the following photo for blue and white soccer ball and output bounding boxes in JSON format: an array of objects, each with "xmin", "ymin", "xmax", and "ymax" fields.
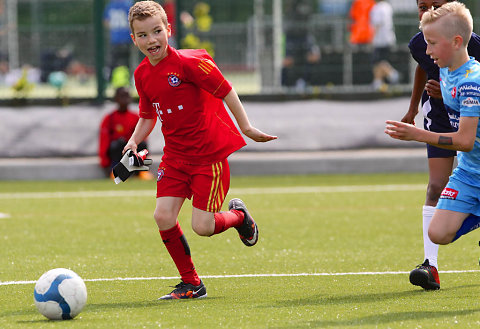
[{"xmin": 33, "ymin": 268, "xmax": 87, "ymax": 320}]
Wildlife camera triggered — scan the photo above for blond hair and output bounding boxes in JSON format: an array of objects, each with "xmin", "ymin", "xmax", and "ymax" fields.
[
  {"xmin": 128, "ymin": 1, "xmax": 168, "ymax": 33},
  {"xmin": 420, "ymin": 1, "xmax": 473, "ymax": 46}
]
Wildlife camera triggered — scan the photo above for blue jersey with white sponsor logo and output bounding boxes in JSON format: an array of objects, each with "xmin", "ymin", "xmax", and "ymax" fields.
[{"xmin": 440, "ymin": 58, "xmax": 480, "ymax": 186}]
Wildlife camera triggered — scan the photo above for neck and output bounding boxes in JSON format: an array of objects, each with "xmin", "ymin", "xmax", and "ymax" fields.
[{"xmin": 449, "ymin": 50, "xmax": 470, "ymax": 72}]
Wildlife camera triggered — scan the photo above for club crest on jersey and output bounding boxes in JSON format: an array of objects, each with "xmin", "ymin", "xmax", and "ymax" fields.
[
  {"xmin": 451, "ymin": 87, "xmax": 457, "ymax": 98},
  {"xmin": 157, "ymin": 167, "xmax": 165, "ymax": 182},
  {"xmin": 168, "ymin": 74, "xmax": 181, "ymax": 87}
]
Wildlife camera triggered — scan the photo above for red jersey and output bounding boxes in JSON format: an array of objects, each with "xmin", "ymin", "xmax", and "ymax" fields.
[
  {"xmin": 98, "ymin": 109, "xmax": 140, "ymax": 168},
  {"xmin": 134, "ymin": 46, "xmax": 246, "ymax": 165}
]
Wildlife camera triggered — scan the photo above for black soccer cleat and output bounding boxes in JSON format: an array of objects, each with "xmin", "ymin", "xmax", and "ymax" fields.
[
  {"xmin": 158, "ymin": 280, "xmax": 207, "ymax": 300},
  {"xmin": 229, "ymin": 198, "xmax": 259, "ymax": 247},
  {"xmin": 409, "ymin": 259, "xmax": 440, "ymax": 290}
]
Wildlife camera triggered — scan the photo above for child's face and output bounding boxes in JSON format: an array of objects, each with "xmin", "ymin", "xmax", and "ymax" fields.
[
  {"xmin": 130, "ymin": 15, "xmax": 171, "ymax": 66},
  {"xmin": 417, "ymin": 0, "xmax": 449, "ymax": 20},
  {"xmin": 423, "ymin": 20, "xmax": 455, "ymax": 68}
]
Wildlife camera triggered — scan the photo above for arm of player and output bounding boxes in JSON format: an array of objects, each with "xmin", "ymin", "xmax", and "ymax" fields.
[
  {"xmin": 402, "ymin": 64, "xmax": 426, "ymax": 125},
  {"xmin": 385, "ymin": 117, "xmax": 478, "ymax": 152},
  {"xmin": 223, "ymin": 89, "xmax": 277, "ymax": 143},
  {"xmin": 425, "ymin": 79, "xmax": 442, "ymax": 99},
  {"xmin": 123, "ymin": 118, "xmax": 157, "ymax": 154}
]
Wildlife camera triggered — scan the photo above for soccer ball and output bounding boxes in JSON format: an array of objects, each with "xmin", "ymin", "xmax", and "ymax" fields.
[{"xmin": 33, "ymin": 268, "xmax": 87, "ymax": 320}]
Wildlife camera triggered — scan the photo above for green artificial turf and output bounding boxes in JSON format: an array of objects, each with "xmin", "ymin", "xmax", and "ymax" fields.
[{"xmin": 1, "ymin": 173, "xmax": 480, "ymax": 328}]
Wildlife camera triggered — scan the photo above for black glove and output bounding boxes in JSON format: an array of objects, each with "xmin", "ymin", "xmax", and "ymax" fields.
[{"xmin": 112, "ymin": 149, "xmax": 153, "ymax": 184}]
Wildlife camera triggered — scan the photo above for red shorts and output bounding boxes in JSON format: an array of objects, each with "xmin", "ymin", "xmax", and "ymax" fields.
[{"xmin": 156, "ymin": 159, "xmax": 230, "ymax": 213}]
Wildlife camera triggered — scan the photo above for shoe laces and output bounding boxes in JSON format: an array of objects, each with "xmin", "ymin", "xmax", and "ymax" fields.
[{"xmin": 170, "ymin": 281, "xmax": 188, "ymax": 291}]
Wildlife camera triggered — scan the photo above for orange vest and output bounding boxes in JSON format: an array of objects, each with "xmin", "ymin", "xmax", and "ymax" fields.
[{"xmin": 349, "ymin": 0, "xmax": 375, "ymax": 44}]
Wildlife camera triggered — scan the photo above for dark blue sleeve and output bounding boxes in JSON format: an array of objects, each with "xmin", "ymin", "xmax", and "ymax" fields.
[
  {"xmin": 467, "ymin": 32, "xmax": 480, "ymax": 61},
  {"xmin": 409, "ymin": 32, "xmax": 439, "ymax": 81}
]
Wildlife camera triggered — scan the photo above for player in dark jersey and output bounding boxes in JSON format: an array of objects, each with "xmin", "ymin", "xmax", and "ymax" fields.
[
  {"xmin": 401, "ymin": 0, "xmax": 480, "ymax": 291},
  {"xmin": 125, "ymin": 1, "xmax": 277, "ymax": 300}
]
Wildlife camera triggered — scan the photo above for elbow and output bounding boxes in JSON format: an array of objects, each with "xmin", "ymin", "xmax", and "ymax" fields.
[{"xmin": 459, "ymin": 141, "xmax": 475, "ymax": 152}]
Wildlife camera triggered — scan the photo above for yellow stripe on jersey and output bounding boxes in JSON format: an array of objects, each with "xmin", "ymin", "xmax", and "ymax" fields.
[
  {"xmin": 198, "ymin": 59, "xmax": 215, "ymax": 75},
  {"xmin": 207, "ymin": 162, "xmax": 223, "ymax": 212}
]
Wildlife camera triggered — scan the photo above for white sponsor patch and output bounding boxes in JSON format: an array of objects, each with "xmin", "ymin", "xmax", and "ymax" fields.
[{"xmin": 461, "ymin": 97, "xmax": 480, "ymax": 107}]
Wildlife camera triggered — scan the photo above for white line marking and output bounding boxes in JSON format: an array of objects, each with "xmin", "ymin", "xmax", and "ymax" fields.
[
  {"xmin": 0, "ymin": 184, "xmax": 426, "ymax": 200},
  {"xmin": 2, "ymin": 270, "xmax": 480, "ymax": 286}
]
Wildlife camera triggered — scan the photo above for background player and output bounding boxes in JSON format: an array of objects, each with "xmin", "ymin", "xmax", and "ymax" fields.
[
  {"xmin": 386, "ymin": 1, "xmax": 480, "ymax": 288},
  {"xmin": 98, "ymin": 86, "xmax": 152, "ymax": 180},
  {"xmin": 125, "ymin": 1, "xmax": 277, "ymax": 300}
]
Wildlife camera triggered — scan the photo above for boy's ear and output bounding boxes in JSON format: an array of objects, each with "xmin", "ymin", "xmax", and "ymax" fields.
[
  {"xmin": 453, "ymin": 35, "xmax": 464, "ymax": 49},
  {"xmin": 130, "ymin": 33, "xmax": 137, "ymax": 45}
]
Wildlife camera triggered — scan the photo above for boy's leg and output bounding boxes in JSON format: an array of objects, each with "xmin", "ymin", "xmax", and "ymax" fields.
[
  {"xmin": 451, "ymin": 214, "xmax": 480, "ymax": 242},
  {"xmin": 191, "ymin": 207, "xmax": 244, "ymax": 236},
  {"xmin": 410, "ymin": 205, "xmax": 440, "ymax": 291},
  {"xmin": 422, "ymin": 205, "xmax": 439, "ymax": 268},
  {"xmin": 428, "ymin": 209, "xmax": 470, "ymax": 245},
  {"xmin": 155, "ymin": 197, "xmax": 201, "ymax": 287},
  {"xmin": 410, "ymin": 153, "xmax": 455, "ymax": 290},
  {"xmin": 422, "ymin": 156, "xmax": 454, "ymax": 267},
  {"xmin": 190, "ymin": 159, "xmax": 258, "ymax": 245}
]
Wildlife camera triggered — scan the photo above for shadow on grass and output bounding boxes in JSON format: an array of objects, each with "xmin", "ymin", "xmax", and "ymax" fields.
[
  {"xmin": 272, "ymin": 309, "xmax": 480, "ymax": 328},
  {"xmin": 2, "ymin": 297, "xmax": 220, "ymax": 323},
  {"xmin": 264, "ymin": 284, "xmax": 480, "ymax": 308},
  {"xmin": 264, "ymin": 284, "xmax": 480, "ymax": 327}
]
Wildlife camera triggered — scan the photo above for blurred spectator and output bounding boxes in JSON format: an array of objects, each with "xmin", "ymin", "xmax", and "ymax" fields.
[
  {"xmin": 98, "ymin": 87, "xmax": 152, "ymax": 180},
  {"xmin": 6, "ymin": 65, "xmax": 40, "ymax": 98},
  {"xmin": 103, "ymin": 0, "xmax": 134, "ymax": 84},
  {"xmin": 40, "ymin": 46, "xmax": 73, "ymax": 83},
  {"xmin": 370, "ymin": 0, "xmax": 399, "ymax": 91},
  {"xmin": 181, "ymin": 2, "xmax": 214, "ymax": 56},
  {"xmin": 319, "ymin": 0, "xmax": 349, "ymax": 15},
  {"xmin": 163, "ymin": 0, "xmax": 177, "ymax": 46},
  {"xmin": 162, "ymin": 0, "xmax": 194, "ymax": 47},
  {"xmin": 0, "ymin": 53, "xmax": 8, "ymax": 86},
  {"xmin": 281, "ymin": 0, "xmax": 321, "ymax": 90},
  {"xmin": 349, "ymin": 0, "xmax": 375, "ymax": 45}
]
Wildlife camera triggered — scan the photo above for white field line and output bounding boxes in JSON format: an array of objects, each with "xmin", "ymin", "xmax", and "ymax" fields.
[
  {"xmin": 0, "ymin": 184, "xmax": 426, "ymax": 200},
  {"xmin": 2, "ymin": 270, "xmax": 480, "ymax": 286}
]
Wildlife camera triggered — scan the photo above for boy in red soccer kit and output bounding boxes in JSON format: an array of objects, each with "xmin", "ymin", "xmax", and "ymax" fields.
[{"xmin": 125, "ymin": 1, "xmax": 277, "ymax": 299}]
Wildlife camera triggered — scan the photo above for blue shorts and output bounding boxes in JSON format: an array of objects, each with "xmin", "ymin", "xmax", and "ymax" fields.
[
  {"xmin": 437, "ymin": 176, "xmax": 480, "ymax": 216},
  {"xmin": 422, "ymin": 94, "xmax": 457, "ymax": 158}
]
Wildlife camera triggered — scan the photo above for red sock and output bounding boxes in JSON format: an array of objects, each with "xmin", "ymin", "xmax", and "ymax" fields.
[
  {"xmin": 213, "ymin": 210, "xmax": 245, "ymax": 235},
  {"xmin": 159, "ymin": 222, "xmax": 201, "ymax": 286}
]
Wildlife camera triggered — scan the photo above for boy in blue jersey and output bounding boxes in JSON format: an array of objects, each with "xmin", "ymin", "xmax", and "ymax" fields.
[
  {"xmin": 401, "ymin": 0, "xmax": 480, "ymax": 291},
  {"xmin": 386, "ymin": 1, "xmax": 480, "ymax": 288}
]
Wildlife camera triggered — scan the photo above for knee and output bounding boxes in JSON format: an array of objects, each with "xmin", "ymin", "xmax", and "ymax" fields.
[
  {"xmin": 191, "ymin": 220, "xmax": 212, "ymax": 237},
  {"xmin": 426, "ymin": 181, "xmax": 446, "ymax": 203},
  {"xmin": 192, "ymin": 219, "xmax": 213, "ymax": 236},
  {"xmin": 428, "ymin": 226, "xmax": 453, "ymax": 245},
  {"xmin": 153, "ymin": 208, "xmax": 176, "ymax": 230}
]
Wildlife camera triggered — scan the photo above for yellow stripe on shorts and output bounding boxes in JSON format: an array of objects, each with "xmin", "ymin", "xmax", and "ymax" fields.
[{"xmin": 207, "ymin": 162, "xmax": 223, "ymax": 212}]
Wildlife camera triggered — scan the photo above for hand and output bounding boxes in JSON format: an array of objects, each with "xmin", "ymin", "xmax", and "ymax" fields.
[
  {"xmin": 123, "ymin": 140, "xmax": 137, "ymax": 155},
  {"xmin": 242, "ymin": 126, "xmax": 278, "ymax": 142},
  {"xmin": 425, "ymin": 79, "xmax": 442, "ymax": 99},
  {"xmin": 112, "ymin": 149, "xmax": 153, "ymax": 184},
  {"xmin": 385, "ymin": 120, "xmax": 419, "ymax": 141},
  {"xmin": 400, "ymin": 111, "xmax": 417, "ymax": 125}
]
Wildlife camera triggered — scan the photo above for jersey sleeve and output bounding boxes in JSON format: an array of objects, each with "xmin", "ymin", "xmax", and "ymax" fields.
[
  {"xmin": 467, "ymin": 32, "xmax": 480, "ymax": 62},
  {"xmin": 182, "ymin": 50, "xmax": 232, "ymax": 99},
  {"xmin": 134, "ymin": 70, "xmax": 157, "ymax": 119}
]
